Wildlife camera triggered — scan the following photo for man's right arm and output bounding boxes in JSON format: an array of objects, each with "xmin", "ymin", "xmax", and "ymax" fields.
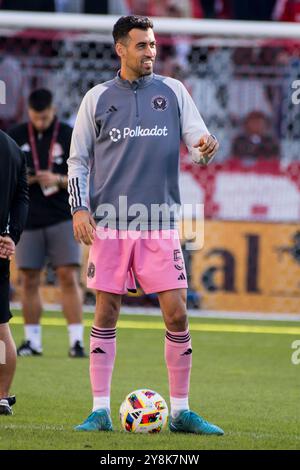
[
  {"xmin": 72, "ymin": 210, "xmax": 96, "ymax": 246},
  {"xmin": 67, "ymin": 89, "xmax": 98, "ymax": 245}
]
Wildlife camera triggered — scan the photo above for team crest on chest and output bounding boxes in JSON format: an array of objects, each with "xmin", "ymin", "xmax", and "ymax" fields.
[{"xmin": 151, "ymin": 95, "xmax": 168, "ymax": 111}]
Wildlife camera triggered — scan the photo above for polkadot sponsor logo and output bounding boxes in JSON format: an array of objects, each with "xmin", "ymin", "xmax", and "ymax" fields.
[{"xmin": 109, "ymin": 128, "xmax": 121, "ymax": 142}]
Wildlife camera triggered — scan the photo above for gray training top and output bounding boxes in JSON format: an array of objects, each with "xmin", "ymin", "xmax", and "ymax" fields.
[{"xmin": 67, "ymin": 72, "xmax": 209, "ymax": 230}]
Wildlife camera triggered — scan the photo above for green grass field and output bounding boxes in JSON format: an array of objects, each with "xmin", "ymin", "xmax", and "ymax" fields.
[{"xmin": 0, "ymin": 311, "xmax": 300, "ymax": 450}]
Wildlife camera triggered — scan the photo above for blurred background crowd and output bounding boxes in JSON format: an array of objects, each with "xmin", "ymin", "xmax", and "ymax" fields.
[{"xmin": 0, "ymin": 0, "xmax": 300, "ymax": 22}]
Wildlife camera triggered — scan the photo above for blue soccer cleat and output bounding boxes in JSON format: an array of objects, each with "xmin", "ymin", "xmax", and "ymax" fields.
[
  {"xmin": 169, "ymin": 410, "xmax": 224, "ymax": 435},
  {"xmin": 75, "ymin": 409, "xmax": 113, "ymax": 432}
]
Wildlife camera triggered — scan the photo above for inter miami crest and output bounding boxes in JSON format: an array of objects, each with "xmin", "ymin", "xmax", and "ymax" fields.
[
  {"xmin": 173, "ymin": 249, "xmax": 184, "ymax": 271},
  {"xmin": 151, "ymin": 95, "xmax": 168, "ymax": 111},
  {"xmin": 87, "ymin": 262, "xmax": 95, "ymax": 279}
]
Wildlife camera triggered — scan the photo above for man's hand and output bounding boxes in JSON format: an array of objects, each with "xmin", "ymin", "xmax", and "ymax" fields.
[
  {"xmin": 28, "ymin": 174, "xmax": 40, "ymax": 186},
  {"xmin": 73, "ymin": 210, "xmax": 96, "ymax": 246},
  {"xmin": 192, "ymin": 134, "xmax": 219, "ymax": 165},
  {"xmin": 36, "ymin": 171, "xmax": 60, "ymax": 187},
  {"xmin": 0, "ymin": 236, "xmax": 15, "ymax": 259}
]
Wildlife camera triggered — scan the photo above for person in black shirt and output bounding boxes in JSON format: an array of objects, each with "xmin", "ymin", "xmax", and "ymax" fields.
[
  {"xmin": 9, "ymin": 89, "xmax": 86, "ymax": 358},
  {"xmin": 0, "ymin": 130, "xmax": 28, "ymax": 415}
]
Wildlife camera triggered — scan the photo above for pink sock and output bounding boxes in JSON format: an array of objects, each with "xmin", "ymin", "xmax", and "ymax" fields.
[
  {"xmin": 165, "ymin": 329, "xmax": 192, "ymax": 399},
  {"xmin": 90, "ymin": 327, "xmax": 116, "ymax": 401}
]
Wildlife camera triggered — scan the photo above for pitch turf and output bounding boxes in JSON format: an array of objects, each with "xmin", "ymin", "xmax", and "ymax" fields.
[{"xmin": 0, "ymin": 311, "xmax": 299, "ymax": 450}]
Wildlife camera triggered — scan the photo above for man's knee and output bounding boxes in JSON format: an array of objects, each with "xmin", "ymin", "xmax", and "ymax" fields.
[
  {"xmin": 95, "ymin": 292, "xmax": 121, "ymax": 327},
  {"xmin": 160, "ymin": 290, "xmax": 188, "ymax": 331},
  {"xmin": 166, "ymin": 308, "xmax": 188, "ymax": 331},
  {"xmin": 56, "ymin": 266, "xmax": 79, "ymax": 289},
  {"xmin": 21, "ymin": 270, "xmax": 40, "ymax": 292}
]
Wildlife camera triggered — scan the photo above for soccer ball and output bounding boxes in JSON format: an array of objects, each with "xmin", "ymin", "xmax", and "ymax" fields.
[{"xmin": 119, "ymin": 389, "xmax": 169, "ymax": 433}]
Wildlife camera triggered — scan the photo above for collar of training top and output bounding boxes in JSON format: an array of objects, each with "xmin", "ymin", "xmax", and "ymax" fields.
[{"xmin": 115, "ymin": 70, "xmax": 154, "ymax": 89}]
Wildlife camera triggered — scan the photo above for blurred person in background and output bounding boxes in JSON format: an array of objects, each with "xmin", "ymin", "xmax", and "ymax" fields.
[
  {"xmin": 231, "ymin": 0, "xmax": 277, "ymax": 20},
  {"xmin": 127, "ymin": 0, "xmax": 203, "ymax": 17},
  {"xmin": 0, "ymin": 130, "xmax": 28, "ymax": 415},
  {"xmin": 0, "ymin": 54, "xmax": 24, "ymax": 131},
  {"xmin": 200, "ymin": 0, "xmax": 219, "ymax": 18},
  {"xmin": 199, "ymin": 0, "xmax": 232, "ymax": 19},
  {"xmin": 9, "ymin": 89, "xmax": 86, "ymax": 358},
  {"xmin": 126, "ymin": 0, "xmax": 149, "ymax": 15},
  {"xmin": 232, "ymin": 110, "xmax": 280, "ymax": 160},
  {"xmin": 55, "ymin": 0, "xmax": 82, "ymax": 13},
  {"xmin": 0, "ymin": 0, "xmax": 55, "ymax": 11},
  {"xmin": 83, "ymin": 0, "xmax": 129, "ymax": 15},
  {"xmin": 228, "ymin": 47, "xmax": 275, "ymax": 122},
  {"xmin": 273, "ymin": 0, "xmax": 300, "ymax": 21},
  {"xmin": 148, "ymin": 0, "xmax": 203, "ymax": 18}
]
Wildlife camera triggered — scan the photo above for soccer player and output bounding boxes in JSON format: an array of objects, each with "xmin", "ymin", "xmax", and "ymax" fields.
[
  {"xmin": 68, "ymin": 16, "xmax": 224, "ymax": 435},
  {"xmin": 9, "ymin": 89, "xmax": 86, "ymax": 358},
  {"xmin": 0, "ymin": 130, "xmax": 28, "ymax": 415}
]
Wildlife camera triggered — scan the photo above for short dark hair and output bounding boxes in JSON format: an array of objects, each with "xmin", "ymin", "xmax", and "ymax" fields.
[
  {"xmin": 112, "ymin": 15, "xmax": 153, "ymax": 44},
  {"xmin": 28, "ymin": 89, "xmax": 53, "ymax": 112}
]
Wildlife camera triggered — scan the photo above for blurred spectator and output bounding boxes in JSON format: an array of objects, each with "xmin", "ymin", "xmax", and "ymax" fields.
[
  {"xmin": 0, "ymin": 0, "xmax": 55, "ymax": 11},
  {"xmin": 0, "ymin": 55, "xmax": 24, "ymax": 131},
  {"xmin": 83, "ymin": 0, "xmax": 129, "ymax": 14},
  {"xmin": 200, "ymin": 0, "xmax": 218, "ymax": 18},
  {"xmin": 9, "ymin": 89, "xmax": 86, "ymax": 358},
  {"xmin": 273, "ymin": 0, "xmax": 300, "ymax": 21},
  {"xmin": 126, "ymin": 0, "xmax": 149, "ymax": 15},
  {"xmin": 154, "ymin": 1, "xmax": 204, "ymax": 72},
  {"xmin": 231, "ymin": 0, "xmax": 277, "ymax": 20},
  {"xmin": 228, "ymin": 47, "xmax": 275, "ymax": 121},
  {"xmin": 199, "ymin": 0, "xmax": 234, "ymax": 18},
  {"xmin": 197, "ymin": 0, "xmax": 233, "ymax": 19},
  {"xmin": 127, "ymin": 0, "xmax": 235, "ymax": 19},
  {"xmin": 55, "ymin": 0, "xmax": 82, "ymax": 12},
  {"xmin": 232, "ymin": 111, "xmax": 280, "ymax": 160},
  {"xmin": 148, "ymin": 0, "xmax": 203, "ymax": 18},
  {"xmin": 160, "ymin": 56, "xmax": 189, "ymax": 81}
]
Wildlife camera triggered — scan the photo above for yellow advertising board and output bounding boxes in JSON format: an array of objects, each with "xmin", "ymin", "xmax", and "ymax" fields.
[
  {"xmin": 189, "ymin": 220, "xmax": 300, "ymax": 313},
  {"xmin": 10, "ymin": 220, "xmax": 300, "ymax": 313}
]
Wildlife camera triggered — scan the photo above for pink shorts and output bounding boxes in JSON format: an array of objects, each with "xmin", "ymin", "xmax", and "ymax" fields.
[{"xmin": 86, "ymin": 228, "xmax": 188, "ymax": 295}]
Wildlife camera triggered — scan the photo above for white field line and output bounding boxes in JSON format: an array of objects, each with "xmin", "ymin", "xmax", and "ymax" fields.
[{"xmin": 10, "ymin": 303, "xmax": 300, "ymax": 322}]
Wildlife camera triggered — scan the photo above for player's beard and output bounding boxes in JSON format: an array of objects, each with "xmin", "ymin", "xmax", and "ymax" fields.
[
  {"xmin": 140, "ymin": 61, "xmax": 153, "ymax": 76},
  {"xmin": 125, "ymin": 59, "xmax": 154, "ymax": 79}
]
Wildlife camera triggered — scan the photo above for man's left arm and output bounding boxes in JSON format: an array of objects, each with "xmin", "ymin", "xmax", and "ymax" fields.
[{"xmin": 179, "ymin": 81, "xmax": 219, "ymax": 165}]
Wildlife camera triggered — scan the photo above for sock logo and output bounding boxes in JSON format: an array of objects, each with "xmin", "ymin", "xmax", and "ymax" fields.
[
  {"xmin": 181, "ymin": 348, "xmax": 192, "ymax": 356},
  {"xmin": 91, "ymin": 347, "xmax": 106, "ymax": 354}
]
